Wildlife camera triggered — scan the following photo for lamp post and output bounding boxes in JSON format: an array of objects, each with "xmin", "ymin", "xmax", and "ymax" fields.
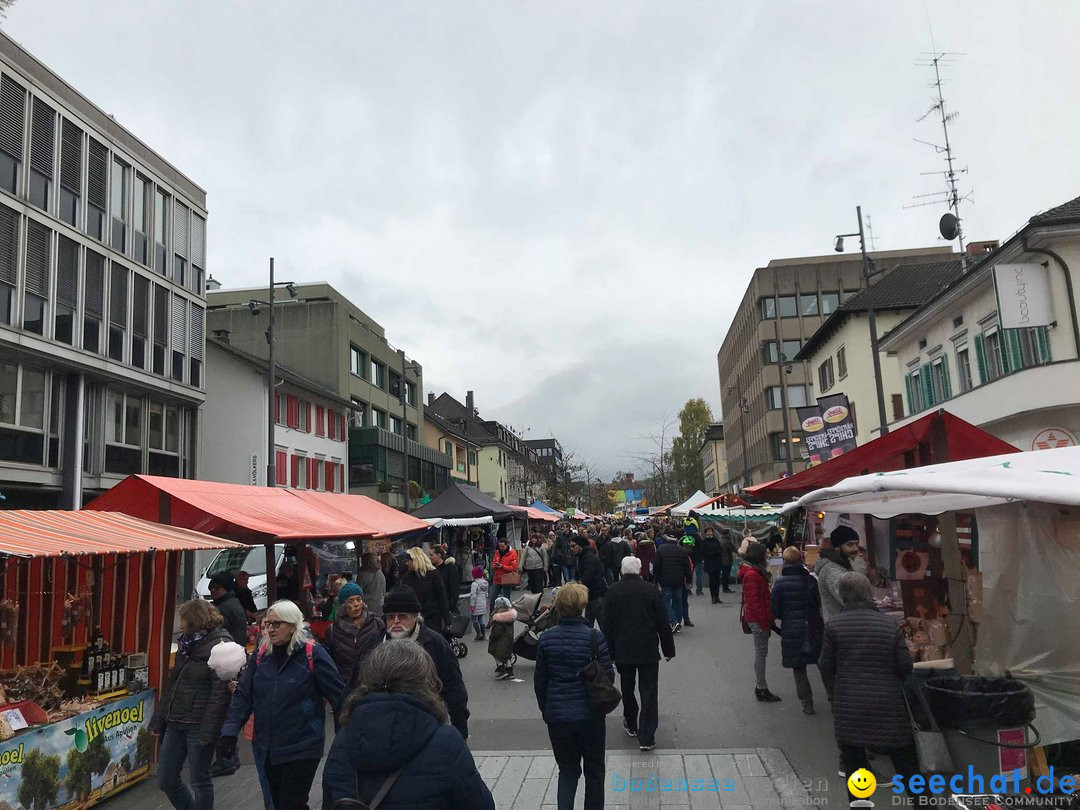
[
  {"xmin": 456, "ymin": 409, "xmax": 476, "ymax": 485},
  {"xmin": 397, "ymin": 349, "xmax": 422, "ymax": 512},
  {"xmin": 835, "ymin": 205, "xmax": 889, "ymax": 436},
  {"xmin": 728, "ymin": 375, "xmax": 752, "ymax": 489}
]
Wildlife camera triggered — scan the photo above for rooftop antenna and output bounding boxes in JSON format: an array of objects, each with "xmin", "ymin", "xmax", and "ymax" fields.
[
  {"xmin": 866, "ymin": 215, "xmax": 878, "ymax": 252},
  {"xmin": 905, "ymin": 51, "xmax": 973, "ymax": 270}
]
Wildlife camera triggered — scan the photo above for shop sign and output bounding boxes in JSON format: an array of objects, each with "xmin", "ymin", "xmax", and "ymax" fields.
[
  {"xmin": 796, "ymin": 393, "xmax": 858, "ymax": 466},
  {"xmin": 1031, "ymin": 427, "xmax": 1077, "ymax": 451},
  {"xmin": 0, "ymin": 689, "xmax": 155, "ymax": 809},
  {"xmin": 994, "ymin": 262, "xmax": 1052, "ymax": 329}
]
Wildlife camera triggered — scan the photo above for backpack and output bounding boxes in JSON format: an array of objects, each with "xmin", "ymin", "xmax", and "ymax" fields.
[{"xmin": 255, "ymin": 639, "xmax": 315, "ymax": 672}]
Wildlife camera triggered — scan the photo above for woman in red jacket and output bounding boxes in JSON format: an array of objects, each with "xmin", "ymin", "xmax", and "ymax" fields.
[
  {"xmin": 738, "ymin": 541, "xmax": 781, "ymax": 702},
  {"xmin": 491, "ymin": 538, "xmax": 519, "ymax": 609}
]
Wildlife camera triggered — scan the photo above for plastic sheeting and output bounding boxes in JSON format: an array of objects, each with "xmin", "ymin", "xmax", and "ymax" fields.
[
  {"xmin": 974, "ymin": 503, "xmax": 1080, "ymax": 747},
  {"xmin": 671, "ymin": 490, "xmax": 710, "ymax": 517}
]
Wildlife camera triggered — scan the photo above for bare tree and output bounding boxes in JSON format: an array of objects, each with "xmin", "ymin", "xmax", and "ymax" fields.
[{"xmin": 626, "ymin": 413, "xmax": 678, "ymax": 506}]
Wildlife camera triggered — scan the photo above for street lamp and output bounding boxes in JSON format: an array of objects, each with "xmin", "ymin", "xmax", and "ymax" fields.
[
  {"xmin": 727, "ymin": 377, "xmax": 752, "ymax": 489},
  {"xmin": 247, "ymin": 257, "xmax": 299, "ymax": 489},
  {"xmin": 396, "ymin": 349, "xmax": 422, "ymax": 511},
  {"xmin": 455, "ymin": 407, "xmax": 478, "ymax": 485},
  {"xmin": 834, "ymin": 205, "xmax": 889, "ymax": 436}
]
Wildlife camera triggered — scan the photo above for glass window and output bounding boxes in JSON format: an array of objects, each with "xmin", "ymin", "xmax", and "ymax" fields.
[
  {"xmin": 759, "ymin": 297, "xmax": 776, "ymax": 319},
  {"xmin": 820, "ymin": 293, "xmax": 839, "ymax": 315},
  {"xmin": 154, "ymin": 189, "xmax": 168, "ymax": 274},
  {"xmin": 371, "ymin": 360, "xmax": 385, "ymax": 388},
  {"xmin": 389, "ymin": 414, "xmax": 402, "ymax": 435},
  {"xmin": 910, "ymin": 371, "xmax": 924, "ymax": 411},
  {"xmin": 406, "ymin": 423, "xmax": 417, "ymax": 441},
  {"xmin": 125, "ymin": 396, "xmax": 142, "ymax": 445},
  {"xmin": 106, "ymin": 389, "xmax": 124, "ymax": 444},
  {"xmin": 781, "ymin": 340, "xmax": 801, "ymax": 360},
  {"xmin": 0, "ymin": 361, "xmax": 16, "ymax": 424},
  {"xmin": 20, "ymin": 367, "xmax": 45, "ymax": 430},
  {"xmin": 762, "ymin": 340, "xmax": 778, "ymax": 364},
  {"xmin": 799, "ymin": 294, "xmax": 819, "ymax": 316},
  {"xmin": 767, "ymin": 385, "xmax": 809, "ymax": 409},
  {"xmin": 837, "ymin": 346, "xmax": 847, "ymax": 378},
  {"xmin": 133, "ymin": 175, "xmax": 150, "ymax": 265},
  {"xmin": 984, "ymin": 331, "xmax": 1003, "ymax": 382},
  {"xmin": 405, "ymin": 381, "xmax": 417, "ymax": 407},
  {"xmin": 148, "ymin": 401, "xmax": 164, "ymax": 449},
  {"xmin": 111, "ymin": 158, "xmax": 127, "ymax": 252},
  {"xmin": 165, "ymin": 406, "xmax": 179, "ymax": 453},
  {"xmin": 349, "ymin": 345, "xmax": 366, "ymax": 378},
  {"xmin": 818, "ymin": 358, "xmax": 835, "ymax": 392},
  {"xmin": 956, "ymin": 348, "xmax": 972, "ymax": 392},
  {"xmin": 373, "ymin": 408, "xmax": 387, "ymax": 429},
  {"xmin": 778, "ymin": 296, "xmax": 797, "ymax": 318}
]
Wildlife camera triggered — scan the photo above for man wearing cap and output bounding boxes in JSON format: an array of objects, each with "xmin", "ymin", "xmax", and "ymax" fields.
[
  {"xmin": 208, "ymin": 571, "xmax": 248, "ymax": 645},
  {"xmin": 232, "ymin": 570, "xmax": 259, "ymax": 620},
  {"xmin": 570, "ymin": 534, "xmax": 606, "ymax": 626},
  {"xmin": 354, "ymin": 585, "xmax": 470, "ymax": 739},
  {"xmin": 325, "ymin": 582, "xmax": 385, "ymax": 690}
]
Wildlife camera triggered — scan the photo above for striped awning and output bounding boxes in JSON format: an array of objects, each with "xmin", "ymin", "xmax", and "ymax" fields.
[
  {"xmin": 523, "ymin": 506, "xmax": 558, "ymax": 523},
  {"xmin": 0, "ymin": 510, "xmax": 248, "ymax": 557}
]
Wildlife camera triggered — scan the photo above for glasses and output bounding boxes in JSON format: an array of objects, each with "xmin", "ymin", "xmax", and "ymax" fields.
[{"xmin": 261, "ymin": 620, "xmax": 288, "ymax": 629}]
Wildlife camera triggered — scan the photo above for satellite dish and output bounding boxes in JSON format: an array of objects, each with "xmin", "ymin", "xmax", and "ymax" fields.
[{"xmin": 939, "ymin": 212, "xmax": 959, "ymax": 241}]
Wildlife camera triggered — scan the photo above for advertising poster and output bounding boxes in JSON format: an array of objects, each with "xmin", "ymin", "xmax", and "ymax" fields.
[
  {"xmin": 0, "ymin": 690, "xmax": 155, "ymax": 810},
  {"xmin": 798, "ymin": 394, "xmax": 857, "ymax": 466}
]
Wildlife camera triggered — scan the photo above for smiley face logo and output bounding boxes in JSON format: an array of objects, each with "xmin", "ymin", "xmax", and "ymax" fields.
[{"xmin": 847, "ymin": 768, "xmax": 876, "ymax": 798}]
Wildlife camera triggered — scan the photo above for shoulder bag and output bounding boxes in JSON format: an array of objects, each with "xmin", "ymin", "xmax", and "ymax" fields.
[
  {"xmin": 578, "ymin": 629, "xmax": 622, "ymax": 715},
  {"xmin": 739, "ymin": 589, "xmax": 752, "ymax": 635},
  {"xmin": 332, "ymin": 767, "xmax": 404, "ymax": 809}
]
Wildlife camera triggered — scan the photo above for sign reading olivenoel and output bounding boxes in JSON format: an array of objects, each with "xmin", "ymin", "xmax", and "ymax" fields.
[
  {"xmin": 796, "ymin": 393, "xmax": 857, "ymax": 466},
  {"xmin": 994, "ymin": 262, "xmax": 1053, "ymax": 329}
]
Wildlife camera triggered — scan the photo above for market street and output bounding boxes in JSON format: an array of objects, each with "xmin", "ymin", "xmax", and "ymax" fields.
[{"xmin": 107, "ymin": 587, "xmax": 864, "ymax": 809}]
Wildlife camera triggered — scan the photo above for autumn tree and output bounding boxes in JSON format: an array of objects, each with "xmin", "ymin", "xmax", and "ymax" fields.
[
  {"xmin": 18, "ymin": 748, "xmax": 61, "ymax": 810},
  {"xmin": 671, "ymin": 398, "xmax": 715, "ymax": 499}
]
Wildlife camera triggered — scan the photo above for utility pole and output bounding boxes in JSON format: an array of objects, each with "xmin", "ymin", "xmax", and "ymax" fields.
[{"xmin": 772, "ymin": 316, "xmax": 795, "ymax": 476}]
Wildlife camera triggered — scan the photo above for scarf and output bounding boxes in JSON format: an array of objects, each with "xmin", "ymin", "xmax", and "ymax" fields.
[{"xmin": 176, "ymin": 631, "xmax": 205, "ymax": 658}]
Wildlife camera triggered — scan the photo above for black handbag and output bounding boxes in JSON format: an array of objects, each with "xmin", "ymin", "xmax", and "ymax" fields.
[{"xmin": 578, "ymin": 629, "xmax": 622, "ymax": 715}]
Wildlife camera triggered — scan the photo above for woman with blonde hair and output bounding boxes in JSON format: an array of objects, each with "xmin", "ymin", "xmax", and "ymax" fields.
[
  {"xmin": 322, "ymin": 641, "xmax": 495, "ymax": 809},
  {"xmin": 218, "ymin": 600, "xmax": 345, "ymax": 810},
  {"xmin": 357, "ymin": 552, "xmax": 387, "ymax": 616},
  {"xmin": 401, "ymin": 546, "xmax": 449, "ymax": 635},
  {"xmin": 534, "ymin": 583, "xmax": 615, "ymax": 810},
  {"xmin": 150, "ymin": 599, "xmax": 232, "ymax": 810}
]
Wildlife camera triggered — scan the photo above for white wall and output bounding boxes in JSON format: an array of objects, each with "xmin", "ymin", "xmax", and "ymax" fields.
[{"xmin": 201, "ymin": 346, "xmax": 266, "ymax": 486}]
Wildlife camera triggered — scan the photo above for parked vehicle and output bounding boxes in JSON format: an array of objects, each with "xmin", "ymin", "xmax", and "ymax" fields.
[{"xmin": 195, "ymin": 545, "xmax": 285, "ymax": 609}]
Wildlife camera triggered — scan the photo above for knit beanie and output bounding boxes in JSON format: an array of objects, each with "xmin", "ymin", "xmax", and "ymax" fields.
[
  {"xmin": 830, "ymin": 525, "xmax": 860, "ymax": 546},
  {"xmin": 337, "ymin": 582, "xmax": 364, "ymax": 604},
  {"xmin": 382, "ymin": 585, "xmax": 422, "ymax": 614},
  {"xmin": 569, "ymin": 534, "xmax": 588, "ymax": 550}
]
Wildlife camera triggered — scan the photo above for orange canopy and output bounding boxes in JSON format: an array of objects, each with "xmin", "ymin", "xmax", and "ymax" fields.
[
  {"xmin": 0, "ymin": 510, "xmax": 246, "ymax": 557},
  {"xmin": 85, "ymin": 475, "xmax": 425, "ymax": 542},
  {"xmin": 288, "ymin": 490, "xmax": 432, "ymax": 537},
  {"xmin": 522, "ymin": 506, "xmax": 558, "ymax": 523}
]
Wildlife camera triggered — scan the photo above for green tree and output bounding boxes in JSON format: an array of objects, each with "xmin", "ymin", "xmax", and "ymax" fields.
[
  {"xmin": 671, "ymin": 398, "xmax": 715, "ymax": 499},
  {"xmin": 120, "ymin": 753, "xmax": 132, "ymax": 773},
  {"xmin": 135, "ymin": 726, "xmax": 152, "ymax": 768},
  {"xmin": 65, "ymin": 731, "xmax": 110, "ymax": 801},
  {"xmin": 17, "ymin": 748, "xmax": 61, "ymax": 810}
]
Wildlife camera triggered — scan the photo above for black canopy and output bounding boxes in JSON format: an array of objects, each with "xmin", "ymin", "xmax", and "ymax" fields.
[{"xmin": 411, "ymin": 482, "xmax": 526, "ymax": 521}]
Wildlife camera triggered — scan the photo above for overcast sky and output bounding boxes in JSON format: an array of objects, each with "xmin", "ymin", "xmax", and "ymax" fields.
[{"xmin": 7, "ymin": 2, "xmax": 1080, "ymax": 478}]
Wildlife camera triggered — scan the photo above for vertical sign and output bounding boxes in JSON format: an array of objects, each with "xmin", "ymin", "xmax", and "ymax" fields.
[
  {"xmin": 993, "ymin": 263, "xmax": 1052, "ymax": 328},
  {"xmin": 250, "ymin": 454, "xmax": 259, "ymax": 486},
  {"xmin": 797, "ymin": 394, "xmax": 857, "ymax": 466}
]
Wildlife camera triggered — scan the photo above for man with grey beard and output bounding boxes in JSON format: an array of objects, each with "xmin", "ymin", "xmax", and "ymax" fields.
[{"xmin": 350, "ymin": 585, "xmax": 471, "ymax": 738}]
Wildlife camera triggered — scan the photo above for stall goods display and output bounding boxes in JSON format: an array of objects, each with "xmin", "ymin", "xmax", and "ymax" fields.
[{"xmin": 0, "ymin": 662, "xmax": 66, "ymax": 711}]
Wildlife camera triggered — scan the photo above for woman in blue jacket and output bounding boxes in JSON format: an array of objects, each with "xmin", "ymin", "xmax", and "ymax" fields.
[
  {"xmin": 770, "ymin": 546, "xmax": 825, "ymax": 714},
  {"xmin": 534, "ymin": 583, "xmax": 615, "ymax": 810},
  {"xmin": 322, "ymin": 640, "xmax": 495, "ymax": 809},
  {"xmin": 218, "ymin": 599, "xmax": 345, "ymax": 810}
]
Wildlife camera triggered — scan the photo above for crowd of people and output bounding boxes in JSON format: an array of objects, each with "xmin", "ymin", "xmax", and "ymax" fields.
[{"xmin": 148, "ymin": 514, "xmax": 917, "ymax": 810}]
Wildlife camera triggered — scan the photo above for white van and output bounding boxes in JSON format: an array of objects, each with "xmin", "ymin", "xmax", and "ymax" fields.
[{"xmin": 195, "ymin": 544, "xmax": 285, "ymax": 610}]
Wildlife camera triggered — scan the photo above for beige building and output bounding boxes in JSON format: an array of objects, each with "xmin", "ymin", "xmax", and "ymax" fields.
[
  {"xmin": 882, "ymin": 195, "xmax": 1080, "ymax": 450},
  {"xmin": 700, "ymin": 423, "xmax": 727, "ymax": 495},
  {"xmin": 716, "ymin": 246, "xmax": 954, "ymax": 490},
  {"xmin": 422, "ymin": 402, "xmax": 479, "ymax": 484},
  {"xmin": 795, "ymin": 258, "xmax": 966, "ymax": 447}
]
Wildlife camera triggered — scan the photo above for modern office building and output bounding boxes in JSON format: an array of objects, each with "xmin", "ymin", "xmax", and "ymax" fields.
[
  {"xmin": 716, "ymin": 246, "xmax": 953, "ymax": 490},
  {"xmin": 205, "ymin": 282, "xmax": 450, "ymax": 505},
  {"xmin": 0, "ymin": 33, "xmax": 208, "ymax": 508}
]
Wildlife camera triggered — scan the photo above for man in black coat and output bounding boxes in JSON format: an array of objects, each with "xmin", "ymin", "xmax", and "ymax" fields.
[
  {"xmin": 601, "ymin": 557, "xmax": 676, "ymax": 751},
  {"xmin": 570, "ymin": 534, "xmax": 606, "ymax": 627},
  {"xmin": 356, "ymin": 586, "xmax": 471, "ymax": 739},
  {"xmin": 208, "ymin": 572, "xmax": 248, "ymax": 645},
  {"xmin": 431, "ymin": 549, "xmax": 463, "ymax": 615},
  {"xmin": 652, "ymin": 536, "xmax": 692, "ymax": 633}
]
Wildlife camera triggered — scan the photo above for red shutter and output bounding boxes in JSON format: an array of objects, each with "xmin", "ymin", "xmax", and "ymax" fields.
[
  {"xmin": 287, "ymin": 395, "xmax": 298, "ymax": 429},
  {"xmin": 304, "ymin": 401, "xmax": 312, "ymax": 433},
  {"xmin": 339, "ymin": 464, "xmax": 346, "ymax": 492},
  {"xmin": 290, "ymin": 454, "xmax": 300, "ymax": 488},
  {"xmin": 324, "ymin": 460, "xmax": 335, "ymax": 492},
  {"xmin": 315, "ymin": 406, "xmax": 325, "ymax": 436},
  {"xmin": 310, "ymin": 457, "xmax": 319, "ymax": 489},
  {"xmin": 327, "ymin": 410, "xmax": 336, "ymax": 441},
  {"xmin": 275, "ymin": 451, "xmax": 287, "ymax": 485}
]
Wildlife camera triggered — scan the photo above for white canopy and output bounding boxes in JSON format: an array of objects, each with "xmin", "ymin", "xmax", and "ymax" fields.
[
  {"xmin": 784, "ymin": 445, "xmax": 1080, "ymax": 518},
  {"xmin": 422, "ymin": 516, "xmax": 494, "ymax": 528},
  {"xmin": 671, "ymin": 490, "xmax": 710, "ymax": 517},
  {"xmin": 693, "ymin": 504, "xmax": 785, "ymax": 521}
]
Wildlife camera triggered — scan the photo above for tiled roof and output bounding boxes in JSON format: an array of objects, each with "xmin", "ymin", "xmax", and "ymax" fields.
[
  {"xmin": 795, "ymin": 260, "xmax": 963, "ymax": 361},
  {"xmin": 1029, "ymin": 194, "xmax": 1080, "ymax": 226}
]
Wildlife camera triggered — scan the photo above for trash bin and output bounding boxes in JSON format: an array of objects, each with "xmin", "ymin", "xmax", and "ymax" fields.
[{"xmin": 924, "ymin": 676, "xmax": 1039, "ymax": 781}]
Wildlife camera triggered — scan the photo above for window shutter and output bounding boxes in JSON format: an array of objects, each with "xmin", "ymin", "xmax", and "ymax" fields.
[
  {"xmin": 0, "ymin": 75, "xmax": 26, "ymax": 161},
  {"xmin": 339, "ymin": 464, "xmax": 346, "ymax": 492},
  {"xmin": 29, "ymin": 98, "xmax": 54, "ymax": 178},
  {"xmin": 327, "ymin": 410, "xmax": 336, "ymax": 440},
  {"xmin": 904, "ymin": 374, "xmax": 913, "ymax": 415},
  {"xmin": 60, "ymin": 119, "xmax": 82, "ymax": 193},
  {"xmin": 56, "ymin": 236, "xmax": 78, "ymax": 308},
  {"xmin": 287, "ymin": 395, "xmax": 298, "ymax": 429},
  {"xmin": 340, "ymin": 414, "xmax": 347, "ymax": 440},
  {"xmin": 920, "ymin": 363, "xmax": 933, "ymax": 409},
  {"xmin": 315, "ymin": 406, "xmax": 325, "ymax": 437},
  {"xmin": 189, "ymin": 303, "xmax": 204, "ymax": 361},
  {"xmin": 290, "ymin": 455, "xmax": 299, "ymax": 488},
  {"xmin": 173, "ymin": 201, "xmax": 188, "ymax": 258},
  {"xmin": 1008, "ymin": 330, "xmax": 1024, "ymax": 371},
  {"xmin": 171, "ymin": 293, "xmax": 187, "ymax": 352},
  {"xmin": 0, "ymin": 204, "xmax": 18, "ymax": 285},
  {"xmin": 25, "ymin": 220, "xmax": 50, "ymax": 296},
  {"xmin": 997, "ymin": 332, "xmax": 1012, "ymax": 375},
  {"xmin": 325, "ymin": 460, "xmax": 335, "ymax": 492},
  {"xmin": 275, "ymin": 450, "xmax": 287, "ymax": 485},
  {"xmin": 973, "ymin": 334, "xmax": 987, "ymax": 384},
  {"xmin": 191, "ymin": 214, "xmax": 205, "ymax": 268},
  {"xmin": 941, "ymin": 359, "xmax": 952, "ymax": 399},
  {"xmin": 1036, "ymin": 326, "xmax": 1051, "ymax": 365},
  {"xmin": 86, "ymin": 138, "xmax": 108, "ymax": 211},
  {"xmin": 85, "ymin": 251, "xmax": 105, "ymax": 317}
]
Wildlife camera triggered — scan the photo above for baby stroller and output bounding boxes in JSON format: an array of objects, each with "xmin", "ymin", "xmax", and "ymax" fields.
[
  {"xmin": 510, "ymin": 588, "xmax": 561, "ymax": 665},
  {"xmin": 447, "ymin": 594, "xmax": 472, "ymax": 658}
]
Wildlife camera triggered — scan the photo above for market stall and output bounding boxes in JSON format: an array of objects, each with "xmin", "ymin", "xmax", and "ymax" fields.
[
  {"xmin": 785, "ymin": 445, "xmax": 1080, "ymax": 747},
  {"xmin": 670, "ymin": 490, "xmax": 710, "ymax": 518},
  {"xmin": 0, "ymin": 510, "xmax": 245, "ymax": 808}
]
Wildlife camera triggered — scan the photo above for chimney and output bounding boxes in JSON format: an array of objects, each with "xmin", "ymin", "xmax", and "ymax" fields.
[
  {"xmin": 206, "ymin": 274, "xmax": 222, "ymax": 291},
  {"xmin": 211, "ymin": 328, "xmax": 230, "ymax": 344},
  {"xmin": 427, "ymin": 392, "xmax": 435, "ymax": 407},
  {"xmin": 466, "ymin": 390, "xmax": 475, "ymax": 416}
]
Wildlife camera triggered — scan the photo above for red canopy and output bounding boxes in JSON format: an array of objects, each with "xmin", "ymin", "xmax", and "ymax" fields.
[
  {"xmin": 745, "ymin": 410, "xmax": 1019, "ymax": 501},
  {"xmin": 85, "ymin": 475, "xmax": 426, "ymax": 542},
  {"xmin": 522, "ymin": 506, "xmax": 558, "ymax": 523}
]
